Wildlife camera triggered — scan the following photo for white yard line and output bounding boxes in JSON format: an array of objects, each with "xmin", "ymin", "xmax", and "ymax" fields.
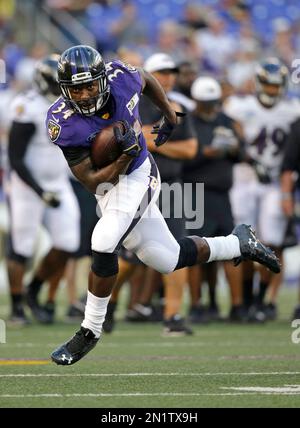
[
  {"xmin": 1, "ymin": 371, "xmax": 300, "ymax": 378},
  {"xmin": 1, "ymin": 341, "xmax": 291, "ymax": 348},
  {"xmin": 222, "ymin": 386, "xmax": 300, "ymax": 393},
  {"xmin": 0, "ymin": 391, "xmax": 299, "ymax": 398}
]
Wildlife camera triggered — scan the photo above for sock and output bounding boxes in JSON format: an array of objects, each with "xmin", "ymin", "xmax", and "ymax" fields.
[
  {"xmin": 243, "ymin": 279, "xmax": 254, "ymax": 308},
  {"xmin": 81, "ymin": 291, "xmax": 111, "ymax": 338},
  {"xmin": 257, "ymin": 281, "xmax": 268, "ymax": 305},
  {"xmin": 11, "ymin": 294, "xmax": 23, "ymax": 312},
  {"xmin": 204, "ymin": 235, "xmax": 241, "ymax": 263},
  {"xmin": 209, "ymin": 286, "xmax": 216, "ymax": 308},
  {"xmin": 28, "ymin": 277, "xmax": 43, "ymax": 298}
]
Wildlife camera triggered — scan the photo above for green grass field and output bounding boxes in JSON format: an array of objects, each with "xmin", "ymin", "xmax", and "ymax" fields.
[{"xmin": 1, "ymin": 288, "xmax": 300, "ymax": 408}]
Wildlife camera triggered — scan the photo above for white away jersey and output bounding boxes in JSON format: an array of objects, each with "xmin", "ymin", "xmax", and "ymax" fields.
[
  {"xmin": 225, "ymin": 95, "xmax": 300, "ymax": 181},
  {"xmin": 9, "ymin": 90, "xmax": 69, "ymax": 190}
]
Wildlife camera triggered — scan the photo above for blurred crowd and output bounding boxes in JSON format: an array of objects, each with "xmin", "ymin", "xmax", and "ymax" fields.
[
  {"xmin": 1, "ymin": 0, "xmax": 300, "ymax": 336},
  {"xmin": 1, "ymin": 1, "xmax": 300, "ymax": 94}
]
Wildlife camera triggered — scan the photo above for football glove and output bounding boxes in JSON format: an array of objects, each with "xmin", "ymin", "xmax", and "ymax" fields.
[
  {"xmin": 151, "ymin": 111, "xmax": 185, "ymax": 147},
  {"xmin": 42, "ymin": 191, "xmax": 61, "ymax": 208},
  {"xmin": 114, "ymin": 120, "xmax": 141, "ymax": 157},
  {"xmin": 252, "ymin": 161, "xmax": 271, "ymax": 184}
]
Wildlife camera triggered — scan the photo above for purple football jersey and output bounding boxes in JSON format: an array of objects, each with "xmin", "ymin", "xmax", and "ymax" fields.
[{"xmin": 46, "ymin": 60, "xmax": 148, "ymax": 173}]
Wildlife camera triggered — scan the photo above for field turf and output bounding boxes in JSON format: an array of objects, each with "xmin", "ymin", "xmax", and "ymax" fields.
[{"xmin": 0, "ymin": 288, "xmax": 300, "ymax": 408}]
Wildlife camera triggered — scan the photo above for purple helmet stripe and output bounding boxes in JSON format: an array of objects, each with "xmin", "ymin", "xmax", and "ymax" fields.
[
  {"xmin": 80, "ymin": 47, "xmax": 89, "ymax": 73},
  {"xmin": 70, "ymin": 49, "xmax": 77, "ymax": 76}
]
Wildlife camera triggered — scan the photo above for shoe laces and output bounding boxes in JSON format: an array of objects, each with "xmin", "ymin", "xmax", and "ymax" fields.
[{"xmin": 67, "ymin": 328, "xmax": 95, "ymax": 353}]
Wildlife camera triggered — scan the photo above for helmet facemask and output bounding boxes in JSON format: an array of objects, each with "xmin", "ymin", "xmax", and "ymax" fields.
[
  {"xmin": 256, "ymin": 79, "xmax": 285, "ymax": 108},
  {"xmin": 255, "ymin": 59, "xmax": 288, "ymax": 108},
  {"xmin": 60, "ymin": 73, "xmax": 110, "ymax": 116},
  {"xmin": 34, "ymin": 54, "xmax": 61, "ymax": 103}
]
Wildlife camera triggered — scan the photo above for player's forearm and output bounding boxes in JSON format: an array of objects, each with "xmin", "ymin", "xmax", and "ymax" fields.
[
  {"xmin": 281, "ymin": 170, "xmax": 295, "ymax": 217},
  {"xmin": 72, "ymin": 154, "xmax": 133, "ymax": 194},
  {"xmin": 141, "ymin": 70, "xmax": 176, "ymax": 124},
  {"xmin": 157, "ymin": 139, "xmax": 197, "ymax": 160},
  {"xmin": 281, "ymin": 170, "xmax": 295, "ymax": 194}
]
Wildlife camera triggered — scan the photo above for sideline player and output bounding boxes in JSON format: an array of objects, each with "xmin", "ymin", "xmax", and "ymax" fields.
[
  {"xmin": 47, "ymin": 45, "xmax": 280, "ymax": 365},
  {"xmin": 7, "ymin": 55, "xmax": 80, "ymax": 324},
  {"xmin": 225, "ymin": 58, "xmax": 300, "ymax": 318}
]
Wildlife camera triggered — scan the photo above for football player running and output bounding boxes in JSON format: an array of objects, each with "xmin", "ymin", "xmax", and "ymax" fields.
[
  {"xmin": 7, "ymin": 55, "xmax": 80, "ymax": 324},
  {"xmin": 225, "ymin": 58, "xmax": 300, "ymax": 319},
  {"xmin": 47, "ymin": 45, "xmax": 280, "ymax": 365}
]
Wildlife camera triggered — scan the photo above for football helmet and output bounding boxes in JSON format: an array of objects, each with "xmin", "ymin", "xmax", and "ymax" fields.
[
  {"xmin": 255, "ymin": 58, "xmax": 289, "ymax": 108},
  {"xmin": 57, "ymin": 45, "xmax": 110, "ymax": 116},
  {"xmin": 34, "ymin": 54, "xmax": 61, "ymax": 102}
]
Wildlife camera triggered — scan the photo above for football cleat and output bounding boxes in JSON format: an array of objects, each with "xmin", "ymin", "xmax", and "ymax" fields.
[
  {"xmin": 51, "ymin": 327, "xmax": 99, "ymax": 366},
  {"xmin": 7, "ymin": 305, "xmax": 31, "ymax": 327},
  {"xmin": 232, "ymin": 224, "xmax": 281, "ymax": 274},
  {"xmin": 26, "ymin": 292, "xmax": 53, "ymax": 324},
  {"xmin": 163, "ymin": 314, "xmax": 193, "ymax": 337},
  {"xmin": 228, "ymin": 305, "xmax": 248, "ymax": 323},
  {"xmin": 291, "ymin": 304, "xmax": 300, "ymax": 321},
  {"xmin": 65, "ymin": 302, "xmax": 85, "ymax": 323}
]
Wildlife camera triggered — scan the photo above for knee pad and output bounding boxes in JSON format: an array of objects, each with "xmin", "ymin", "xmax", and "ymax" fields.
[
  {"xmin": 91, "ymin": 250, "xmax": 119, "ymax": 277},
  {"xmin": 174, "ymin": 237, "xmax": 198, "ymax": 270}
]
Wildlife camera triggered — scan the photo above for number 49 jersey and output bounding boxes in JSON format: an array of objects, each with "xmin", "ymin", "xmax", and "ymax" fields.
[
  {"xmin": 225, "ymin": 95, "xmax": 300, "ymax": 182},
  {"xmin": 46, "ymin": 60, "xmax": 148, "ymax": 174}
]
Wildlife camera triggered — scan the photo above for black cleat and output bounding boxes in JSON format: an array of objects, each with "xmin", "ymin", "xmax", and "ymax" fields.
[
  {"xmin": 263, "ymin": 303, "xmax": 277, "ymax": 321},
  {"xmin": 7, "ymin": 305, "xmax": 31, "ymax": 327},
  {"xmin": 125, "ymin": 303, "xmax": 163, "ymax": 322},
  {"xmin": 246, "ymin": 305, "xmax": 266, "ymax": 323},
  {"xmin": 51, "ymin": 327, "xmax": 99, "ymax": 366},
  {"xmin": 292, "ymin": 304, "xmax": 300, "ymax": 321},
  {"xmin": 26, "ymin": 292, "xmax": 53, "ymax": 324},
  {"xmin": 43, "ymin": 301, "xmax": 56, "ymax": 324},
  {"xmin": 163, "ymin": 314, "xmax": 193, "ymax": 336},
  {"xmin": 188, "ymin": 304, "xmax": 210, "ymax": 324},
  {"xmin": 65, "ymin": 301, "xmax": 85, "ymax": 323},
  {"xmin": 232, "ymin": 224, "xmax": 281, "ymax": 274},
  {"xmin": 228, "ymin": 305, "xmax": 248, "ymax": 323}
]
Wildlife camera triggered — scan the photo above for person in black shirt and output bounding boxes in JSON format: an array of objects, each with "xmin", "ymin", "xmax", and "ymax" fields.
[
  {"xmin": 281, "ymin": 118, "xmax": 300, "ymax": 217},
  {"xmin": 139, "ymin": 53, "xmax": 198, "ymax": 335},
  {"xmin": 169, "ymin": 61, "xmax": 198, "ymax": 112},
  {"xmin": 184, "ymin": 76, "xmax": 245, "ymax": 322},
  {"xmin": 281, "ymin": 117, "xmax": 300, "ymax": 320}
]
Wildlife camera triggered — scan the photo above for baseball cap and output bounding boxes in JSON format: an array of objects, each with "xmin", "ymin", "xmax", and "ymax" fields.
[
  {"xmin": 144, "ymin": 53, "xmax": 179, "ymax": 73},
  {"xmin": 191, "ymin": 76, "xmax": 222, "ymax": 101}
]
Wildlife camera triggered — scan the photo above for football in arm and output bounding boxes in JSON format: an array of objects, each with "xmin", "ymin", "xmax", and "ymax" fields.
[{"xmin": 91, "ymin": 122, "xmax": 123, "ymax": 168}]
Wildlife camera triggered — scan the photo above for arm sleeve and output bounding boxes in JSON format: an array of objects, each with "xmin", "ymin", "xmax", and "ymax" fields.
[
  {"xmin": 282, "ymin": 121, "xmax": 300, "ymax": 173},
  {"xmin": 59, "ymin": 146, "xmax": 91, "ymax": 167},
  {"xmin": 8, "ymin": 121, "xmax": 44, "ymax": 196}
]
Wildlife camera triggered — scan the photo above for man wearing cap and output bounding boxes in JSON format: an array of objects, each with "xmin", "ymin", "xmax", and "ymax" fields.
[
  {"xmin": 183, "ymin": 76, "xmax": 245, "ymax": 322},
  {"xmin": 137, "ymin": 53, "xmax": 198, "ymax": 335}
]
